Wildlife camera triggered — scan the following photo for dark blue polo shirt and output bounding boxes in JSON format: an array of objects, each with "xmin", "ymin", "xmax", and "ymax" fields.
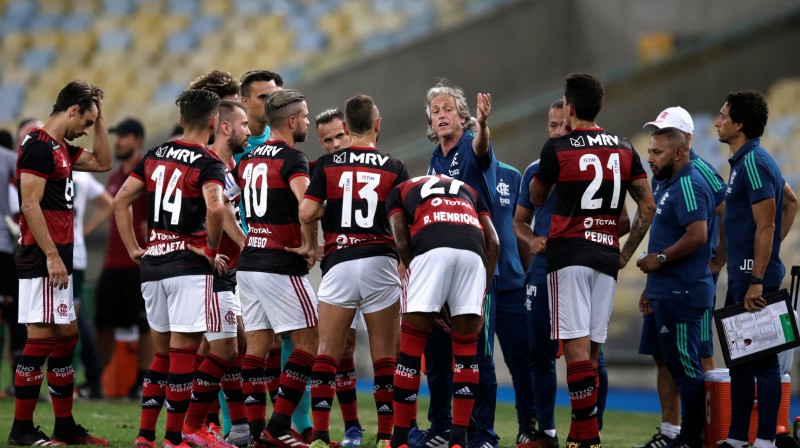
[
  {"xmin": 724, "ymin": 138, "xmax": 785, "ymax": 286},
  {"xmin": 690, "ymin": 150, "xmax": 727, "ymax": 256},
  {"xmin": 427, "ymin": 131, "xmax": 497, "ymax": 218},
  {"xmin": 646, "ymin": 163, "xmax": 716, "ymax": 307},
  {"xmin": 517, "ymin": 160, "xmax": 555, "ymax": 278},
  {"xmin": 494, "ymin": 161, "xmax": 525, "ymax": 291}
]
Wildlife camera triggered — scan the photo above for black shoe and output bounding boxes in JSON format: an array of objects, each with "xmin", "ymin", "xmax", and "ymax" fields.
[
  {"xmin": 8, "ymin": 425, "xmax": 64, "ymax": 446},
  {"xmin": 76, "ymin": 382, "xmax": 104, "ymax": 400},
  {"xmin": 633, "ymin": 429, "xmax": 673, "ymax": 448},
  {"xmin": 528, "ymin": 432, "xmax": 559, "ymax": 448},
  {"xmin": 51, "ymin": 423, "xmax": 108, "ymax": 446},
  {"xmin": 664, "ymin": 436, "xmax": 702, "ymax": 448}
]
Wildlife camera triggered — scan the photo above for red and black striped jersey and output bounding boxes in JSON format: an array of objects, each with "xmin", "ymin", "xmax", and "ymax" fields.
[
  {"xmin": 533, "ymin": 128, "xmax": 646, "ymax": 277},
  {"xmin": 230, "ymin": 140, "xmax": 310, "ymax": 275},
  {"xmin": 305, "ymin": 147, "xmax": 409, "ymax": 274},
  {"xmin": 15, "ymin": 129, "xmax": 83, "ymax": 278},
  {"xmin": 387, "ymin": 174, "xmax": 489, "ymax": 264},
  {"xmin": 131, "ymin": 139, "xmax": 226, "ymax": 282}
]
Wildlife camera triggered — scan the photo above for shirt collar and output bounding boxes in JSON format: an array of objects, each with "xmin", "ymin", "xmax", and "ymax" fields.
[
  {"xmin": 728, "ymin": 138, "xmax": 761, "ymax": 166},
  {"xmin": 433, "ymin": 132, "xmax": 472, "ymax": 158},
  {"xmin": 663, "ymin": 161, "xmax": 695, "ymax": 188}
]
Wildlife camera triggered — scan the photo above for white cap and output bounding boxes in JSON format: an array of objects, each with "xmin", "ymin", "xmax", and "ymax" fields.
[{"xmin": 643, "ymin": 106, "xmax": 693, "ymax": 134}]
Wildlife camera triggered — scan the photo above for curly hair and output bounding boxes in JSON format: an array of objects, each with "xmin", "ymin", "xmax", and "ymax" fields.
[
  {"xmin": 190, "ymin": 70, "xmax": 240, "ymax": 99},
  {"xmin": 725, "ymin": 90, "xmax": 769, "ymax": 139},
  {"xmin": 51, "ymin": 80, "xmax": 103, "ymax": 116}
]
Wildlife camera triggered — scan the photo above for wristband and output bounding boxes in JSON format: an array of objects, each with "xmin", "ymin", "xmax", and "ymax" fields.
[
  {"xmin": 749, "ymin": 274, "xmax": 764, "ymax": 285},
  {"xmin": 204, "ymin": 246, "xmax": 218, "ymax": 259}
]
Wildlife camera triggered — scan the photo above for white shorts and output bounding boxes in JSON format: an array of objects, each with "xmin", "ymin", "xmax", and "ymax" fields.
[
  {"xmin": 205, "ymin": 290, "xmax": 239, "ymax": 342},
  {"xmin": 141, "ymin": 275, "xmax": 213, "ymax": 333},
  {"xmin": 237, "ymin": 271, "xmax": 318, "ymax": 334},
  {"xmin": 18, "ymin": 276, "xmax": 76, "ymax": 324},
  {"xmin": 403, "ymin": 247, "xmax": 486, "ymax": 317},
  {"xmin": 547, "ymin": 265, "xmax": 616, "ymax": 343},
  {"xmin": 232, "ymin": 285, "xmax": 242, "ymax": 316},
  {"xmin": 318, "ymin": 256, "xmax": 400, "ymax": 315}
]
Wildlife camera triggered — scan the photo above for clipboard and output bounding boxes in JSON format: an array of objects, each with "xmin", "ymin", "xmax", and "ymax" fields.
[{"xmin": 714, "ymin": 289, "xmax": 800, "ymax": 367}]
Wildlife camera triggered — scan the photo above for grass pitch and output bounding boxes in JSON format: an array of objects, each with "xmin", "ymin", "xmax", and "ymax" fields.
[{"xmin": 0, "ymin": 393, "xmax": 658, "ymax": 447}]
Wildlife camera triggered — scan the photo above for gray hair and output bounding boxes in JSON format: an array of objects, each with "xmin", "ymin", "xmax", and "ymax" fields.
[{"xmin": 425, "ymin": 80, "xmax": 475, "ymax": 142}]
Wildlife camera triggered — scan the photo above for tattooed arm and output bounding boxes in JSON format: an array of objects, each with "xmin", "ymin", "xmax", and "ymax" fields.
[{"xmin": 619, "ymin": 178, "xmax": 656, "ymax": 269}]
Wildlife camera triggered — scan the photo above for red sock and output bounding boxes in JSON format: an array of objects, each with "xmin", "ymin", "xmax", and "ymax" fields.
[
  {"xmin": 373, "ymin": 358, "xmax": 395, "ymax": 439},
  {"xmin": 184, "ymin": 353, "xmax": 229, "ymax": 431},
  {"xmin": 393, "ymin": 323, "xmax": 429, "ymax": 433},
  {"xmin": 139, "ymin": 352, "xmax": 169, "ymax": 441},
  {"xmin": 47, "ymin": 334, "xmax": 78, "ymax": 418},
  {"xmin": 336, "ymin": 356, "xmax": 359, "ymax": 429},
  {"xmin": 223, "ymin": 353, "xmax": 246, "ymax": 424},
  {"xmin": 242, "ymin": 354, "xmax": 268, "ymax": 432},
  {"xmin": 165, "ymin": 346, "xmax": 199, "ymax": 442},
  {"xmin": 265, "ymin": 348, "xmax": 282, "ymax": 403},
  {"xmin": 451, "ymin": 333, "xmax": 478, "ymax": 428},
  {"xmin": 13, "ymin": 337, "xmax": 55, "ymax": 422},
  {"xmin": 566, "ymin": 360, "xmax": 599, "ymax": 443},
  {"xmin": 310, "ymin": 355, "xmax": 338, "ymax": 434},
  {"xmin": 272, "ymin": 349, "xmax": 314, "ymax": 419}
]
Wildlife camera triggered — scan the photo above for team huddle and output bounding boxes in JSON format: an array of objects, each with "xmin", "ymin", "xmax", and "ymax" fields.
[{"xmin": 7, "ymin": 69, "xmax": 796, "ymax": 448}]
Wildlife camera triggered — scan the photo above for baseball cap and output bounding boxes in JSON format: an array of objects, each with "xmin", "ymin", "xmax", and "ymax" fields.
[
  {"xmin": 109, "ymin": 118, "xmax": 145, "ymax": 138},
  {"xmin": 643, "ymin": 106, "xmax": 693, "ymax": 133}
]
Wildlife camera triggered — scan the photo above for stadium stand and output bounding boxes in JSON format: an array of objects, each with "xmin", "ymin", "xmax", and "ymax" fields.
[{"xmin": 0, "ymin": 0, "xmax": 516, "ymax": 141}]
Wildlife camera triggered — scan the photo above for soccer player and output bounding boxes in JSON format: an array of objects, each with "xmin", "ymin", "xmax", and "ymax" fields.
[
  {"xmin": 420, "ymin": 80, "xmax": 499, "ymax": 448},
  {"xmin": 191, "ymin": 70, "xmax": 241, "ymax": 101},
  {"xmin": 636, "ymin": 127, "xmax": 717, "ymax": 447},
  {"xmin": 530, "ymin": 73, "xmax": 655, "ymax": 448},
  {"xmin": 113, "ymin": 89, "xmax": 229, "ymax": 448},
  {"xmin": 180, "ymin": 100, "xmax": 250, "ymax": 447},
  {"xmin": 635, "ymin": 107, "xmax": 727, "ymax": 448},
  {"xmin": 312, "ymin": 108, "xmax": 366, "ymax": 447},
  {"xmin": 716, "ymin": 90, "xmax": 797, "ymax": 448},
  {"xmin": 231, "ymin": 89, "xmax": 318, "ymax": 448},
  {"xmin": 95, "ymin": 117, "xmax": 153, "ymax": 400},
  {"xmin": 387, "ymin": 174, "xmax": 499, "ymax": 448},
  {"xmin": 301, "ymin": 95, "xmax": 409, "ymax": 448},
  {"xmin": 491, "ymin": 158, "xmax": 537, "ymax": 445},
  {"xmin": 9, "ymin": 80, "xmax": 110, "ymax": 446}
]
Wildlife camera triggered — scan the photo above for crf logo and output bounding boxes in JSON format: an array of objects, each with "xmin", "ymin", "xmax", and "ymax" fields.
[
  {"xmin": 496, "ymin": 181, "xmax": 510, "ymax": 197},
  {"xmin": 659, "ymin": 111, "xmax": 669, "ymax": 120},
  {"xmin": 57, "ymin": 304, "xmax": 68, "ymax": 317},
  {"xmin": 225, "ymin": 310, "xmax": 236, "ymax": 325}
]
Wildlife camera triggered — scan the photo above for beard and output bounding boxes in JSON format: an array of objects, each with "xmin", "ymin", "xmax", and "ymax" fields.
[
  {"xmin": 651, "ymin": 163, "xmax": 675, "ymax": 181},
  {"xmin": 229, "ymin": 135, "xmax": 247, "ymax": 154},
  {"xmin": 294, "ymin": 128, "xmax": 307, "ymax": 143}
]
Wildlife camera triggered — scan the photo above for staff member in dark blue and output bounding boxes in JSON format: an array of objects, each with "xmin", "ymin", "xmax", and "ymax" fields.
[
  {"xmin": 715, "ymin": 90, "xmax": 797, "ymax": 448},
  {"xmin": 417, "ymin": 80, "xmax": 500, "ymax": 448},
  {"xmin": 492, "ymin": 160, "xmax": 536, "ymax": 446},
  {"xmin": 637, "ymin": 127, "xmax": 716, "ymax": 448}
]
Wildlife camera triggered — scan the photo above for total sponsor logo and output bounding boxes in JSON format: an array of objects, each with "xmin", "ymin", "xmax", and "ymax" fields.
[
  {"xmin": 150, "ymin": 229, "xmax": 180, "ymax": 242},
  {"xmin": 582, "ymin": 217, "xmax": 617, "ymax": 229},
  {"xmin": 249, "ymin": 227, "xmax": 272, "ymax": 235},
  {"xmin": 336, "ymin": 234, "xmax": 367, "ymax": 248}
]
